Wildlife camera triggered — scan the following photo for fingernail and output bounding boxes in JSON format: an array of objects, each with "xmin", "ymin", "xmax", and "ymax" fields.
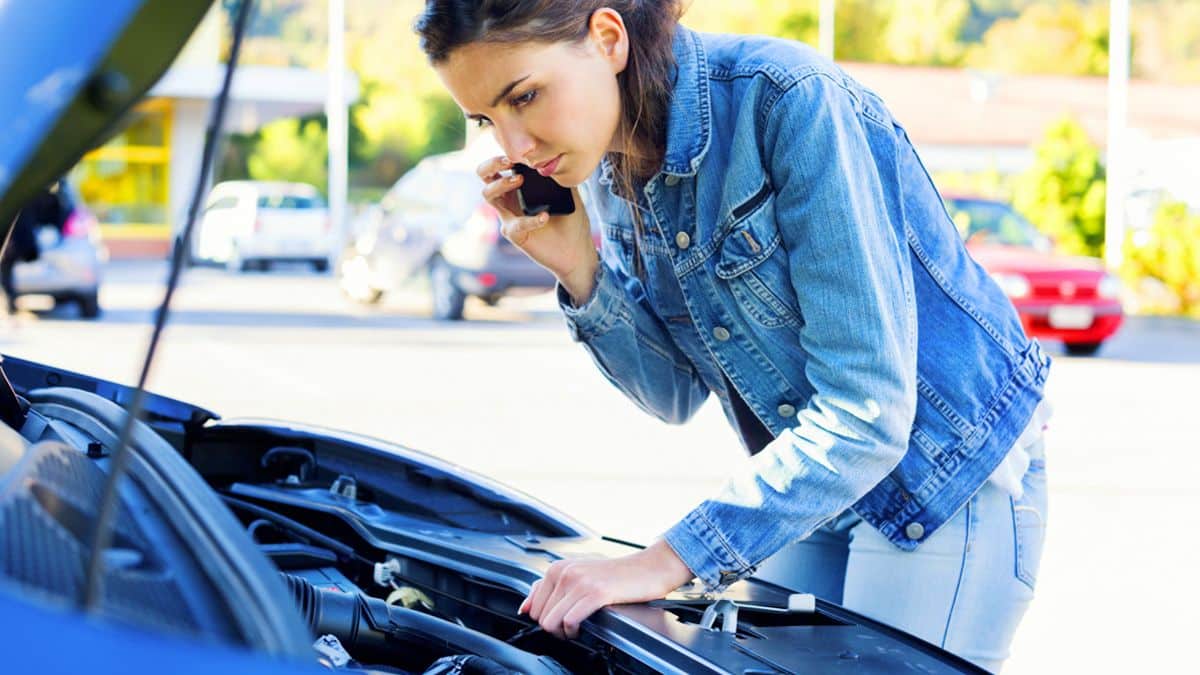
[
  {"xmin": 501, "ymin": 157, "xmax": 511, "ymax": 166},
  {"xmin": 539, "ymin": 212, "xmax": 549, "ymax": 222}
]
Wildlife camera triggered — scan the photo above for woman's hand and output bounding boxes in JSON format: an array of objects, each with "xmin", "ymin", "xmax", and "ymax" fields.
[
  {"xmin": 517, "ymin": 539, "xmax": 695, "ymax": 640},
  {"xmin": 476, "ymin": 155, "xmax": 599, "ymax": 301}
]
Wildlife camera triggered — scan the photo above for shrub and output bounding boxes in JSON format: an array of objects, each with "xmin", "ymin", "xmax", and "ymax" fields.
[
  {"xmin": 1011, "ymin": 116, "xmax": 1107, "ymax": 258},
  {"xmin": 1121, "ymin": 201, "xmax": 1200, "ymax": 317}
]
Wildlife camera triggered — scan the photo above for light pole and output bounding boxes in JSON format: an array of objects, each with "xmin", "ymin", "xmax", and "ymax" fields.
[
  {"xmin": 819, "ymin": 0, "xmax": 835, "ymax": 61},
  {"xmin": 1104, "ymin": 0, "xmax": 1131, "ymax": 270},
  {"xmin": 327, "ymin": 0, "xmax": 348, "ymax": 247}
]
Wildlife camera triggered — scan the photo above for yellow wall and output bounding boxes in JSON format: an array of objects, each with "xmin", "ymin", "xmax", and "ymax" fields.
[{"xmin": 73, "ymin": 98, "xmax": 174, "ymax": 241}]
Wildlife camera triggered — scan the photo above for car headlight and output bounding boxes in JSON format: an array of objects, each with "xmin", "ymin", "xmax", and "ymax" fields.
[
  {"xmin": 1098, "ymin": 274, "xmax": 1122, "ymax": 300},
  {"xmin": 990, "ymin": 272, "xmax": 1031, "ymax": 299}
]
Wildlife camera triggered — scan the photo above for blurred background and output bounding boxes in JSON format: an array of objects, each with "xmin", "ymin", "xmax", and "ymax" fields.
[
  {"xmin": 25, "ymin": 0, "xmax": 1199, "ymax": 319},
  {"xmin": 3, "ymin": 1, "xmax": 1197, "ymax": 672}
]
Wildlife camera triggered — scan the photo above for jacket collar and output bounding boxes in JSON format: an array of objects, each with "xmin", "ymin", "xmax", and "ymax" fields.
[
  {"xmin": 597, "ymin": 25, "xmax": 711, "ymax": 188},
  {"xmin": 660, "ymin": 24, "xmax": 711, "ymax": 176}
]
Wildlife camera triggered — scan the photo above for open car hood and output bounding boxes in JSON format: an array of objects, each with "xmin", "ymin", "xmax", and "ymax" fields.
[
  {"xmin": 0, "ymin": 2, "xmax": 983, "ymax": 673},
  {"xmin": 0, "ymin": 0, "xmax": 212, "ymax": 238}
]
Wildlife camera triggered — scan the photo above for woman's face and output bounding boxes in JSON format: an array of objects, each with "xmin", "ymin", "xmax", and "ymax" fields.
[{"xmin": 434, "ymin": 12, "xmax": 629, "ymax": 188}]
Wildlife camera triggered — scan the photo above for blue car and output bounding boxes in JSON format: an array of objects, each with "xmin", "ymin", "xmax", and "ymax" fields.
[{"xmin": 0, "ymin": 2, "xmax": 983, "ymax": 673}]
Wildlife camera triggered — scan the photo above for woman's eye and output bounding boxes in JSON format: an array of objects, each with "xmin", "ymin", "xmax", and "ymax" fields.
[
  {"xmin": 474, "ymin": 117, "xmax": 493, "ymax": 129},
  {"xmin": 511, "ymin": 89, "xmax": 537, "ymax": 107}
]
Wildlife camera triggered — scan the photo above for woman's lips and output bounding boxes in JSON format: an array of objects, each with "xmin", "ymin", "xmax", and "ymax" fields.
[{"xmin": 535, "ymin": 154, "xmax": 563, "ymax": 176}]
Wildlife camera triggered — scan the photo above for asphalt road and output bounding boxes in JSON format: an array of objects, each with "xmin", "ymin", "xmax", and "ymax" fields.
[{"xmin": 2, "ymin": 260, "xmax": 1195, "ymax": 673}]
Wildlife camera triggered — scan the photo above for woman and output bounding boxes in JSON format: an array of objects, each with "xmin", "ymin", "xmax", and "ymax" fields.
[{"xmin": 416, "ymin": 2, "xmax": 1050, "ymax": 670}]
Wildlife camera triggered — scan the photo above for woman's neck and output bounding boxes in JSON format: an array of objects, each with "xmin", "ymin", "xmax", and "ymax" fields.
[{"xmin": 608, "ymin": 128, "xmax": 662, "ymax": 179}]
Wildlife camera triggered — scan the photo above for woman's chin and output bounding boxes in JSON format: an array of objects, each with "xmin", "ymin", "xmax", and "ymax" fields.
[
  {"xmin": 553, "ymin": 170, "xmax": 583, "ymax": 189},
  {"xmin": 552, "ymin": 154, "xmax": 600, "ymax": 188}
]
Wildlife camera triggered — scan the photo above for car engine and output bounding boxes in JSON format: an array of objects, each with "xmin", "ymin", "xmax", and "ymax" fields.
[{"xmin": 0, "ymin": 384, "xmax": 612, "ymax": 674}]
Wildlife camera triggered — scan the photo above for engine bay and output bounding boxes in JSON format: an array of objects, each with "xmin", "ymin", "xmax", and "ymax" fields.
[{"xmin": 0, "ymin": 357, "xmax": 985, "ymax": 675}]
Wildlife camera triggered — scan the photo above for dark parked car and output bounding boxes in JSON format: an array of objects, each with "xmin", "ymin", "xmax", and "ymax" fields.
[
  {"xmin": 10, "ymin": 179, "xmax": 105, "ymax": 318},
  {"xmin": 0, "ymin": 2, "xmax": 982, "ymax": 673},
  {"xmin": 340, "ymin": 134, "xmax": 575, "ymax": 321}
]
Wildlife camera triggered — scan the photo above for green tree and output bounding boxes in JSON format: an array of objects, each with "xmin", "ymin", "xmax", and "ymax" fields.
[
  {"xmin": 967, "ymin": 2, "xmax": 1111, "ymax": 76},
  {"xmin": 246, "ymin": 117, "xmax": 329, "ymax": 191},
  {"xmin": 347, "ymin": 0, "xmax": 467, "ymax": 182},
  {"xmin": 1011, "ymin": 117, "xmax": 1107, "ymax": 258},
  {"xmin": 683, "ymin": 0, "xmax": 895, "ymax": 63},
  {"xmin": 960, "ymin": 0, "xmax": 1029, "ymax": 43},
  {"xmin": 884, "ymin": 0, "xmax": 972, "ymax": 66},
  {"xmin": 682, "ymin": 0, "xmax": 813, "ymax": 39},
  {"xmin": 218, "ymin": 0, "xmax": 462, "ymax": 191},
  {"xmin": 832, "ymin": 0, "xmax": 898, "ymax": 62}
]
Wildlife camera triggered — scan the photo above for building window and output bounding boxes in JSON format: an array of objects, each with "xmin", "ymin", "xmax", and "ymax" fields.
[{"xmin": 71, "ymin": 98, "xmax": 173, "ymax": 240}]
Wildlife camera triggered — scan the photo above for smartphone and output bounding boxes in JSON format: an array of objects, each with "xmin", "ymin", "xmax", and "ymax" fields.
[{"xmin": 513, "ymin": 163, "xmax": 575, "ymax": 217}]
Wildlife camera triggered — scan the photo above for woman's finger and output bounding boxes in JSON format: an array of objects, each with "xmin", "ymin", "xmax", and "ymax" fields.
[
  {"xmin": 538, "ymin": 585, "xmax": 590, "ymax": 640},
  {"xmin": 535, "ymin": 563, "xmax": 594, "ymax": 638},
  {"xmin": 561, "ymin": 593, "xmax": 605, "ymax": 640},
  {"xmin": 481, "ymin": 172, "xmax": 522, "ymax": 203},
  {"xmin": 480, "ymin": 173, "xmax": 524, "ymax": 221},
  {"xmin": 526, "ymin": 577, "xmax": 556, "ymax": 623},
  {"xmin": 475, "ymin": 154, "xmax": 512, "ymax": 181},
  {"xmin": 500, "ymin": 211, "xmax": 550, "ymax": 245}
]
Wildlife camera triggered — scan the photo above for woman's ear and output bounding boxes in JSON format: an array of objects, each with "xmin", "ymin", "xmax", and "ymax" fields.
[{"xmin": 589, "ymin": 8, "xmax": 630, "ymax": 74}]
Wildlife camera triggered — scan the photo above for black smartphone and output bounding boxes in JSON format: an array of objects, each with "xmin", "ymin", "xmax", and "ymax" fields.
[{"xmin": 513, "ymin": 163, "xmax": 575, "ymax": 217}]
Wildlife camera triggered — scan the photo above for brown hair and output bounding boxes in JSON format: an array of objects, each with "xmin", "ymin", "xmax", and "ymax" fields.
[{"xmin": 415, "ymin": 0, "xmax": 685, "ymax": 277}]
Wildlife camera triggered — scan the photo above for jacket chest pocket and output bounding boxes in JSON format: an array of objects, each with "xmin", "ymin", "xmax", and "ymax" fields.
[{"xmin": 714, "ymin": 187, "xmax": 803, "ymax": 329}]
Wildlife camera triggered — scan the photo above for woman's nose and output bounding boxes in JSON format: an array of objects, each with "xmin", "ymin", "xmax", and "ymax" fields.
[{"xmin": 494, "ymin": 123, "xmax": 536, "ymax": 164}]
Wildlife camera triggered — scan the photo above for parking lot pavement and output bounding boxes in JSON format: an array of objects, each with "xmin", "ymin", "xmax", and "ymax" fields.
[{"xmin": 2, "ymin": 259, "xmax": 1197, "ymax": 672}]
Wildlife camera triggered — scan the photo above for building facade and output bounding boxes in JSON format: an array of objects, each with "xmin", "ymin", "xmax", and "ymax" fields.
[{"xmin": 74, "ymin": 5, "xmax": 357, "ymax": 258}]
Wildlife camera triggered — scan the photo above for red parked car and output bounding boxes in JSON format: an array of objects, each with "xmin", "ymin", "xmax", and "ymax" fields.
[{"xmin": 946, "ymin": 196, "xmax": 1123, "ymax": 356}]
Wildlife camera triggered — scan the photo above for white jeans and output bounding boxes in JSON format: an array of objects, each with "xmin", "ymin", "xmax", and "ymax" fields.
[{"xmin": 753, "ymin": 437, "xmax": 1048, "ymax": 673}]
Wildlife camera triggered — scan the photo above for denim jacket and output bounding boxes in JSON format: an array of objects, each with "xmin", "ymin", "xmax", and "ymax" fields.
[{"xmin": 557, "ymin": 26, "xmax": 1051, "ymax": 592}]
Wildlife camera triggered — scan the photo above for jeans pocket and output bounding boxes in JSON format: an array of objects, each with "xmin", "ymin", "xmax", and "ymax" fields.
[{"xmin": 1012, "ymin": 459, "xmax": 1047, "ymax": 590}]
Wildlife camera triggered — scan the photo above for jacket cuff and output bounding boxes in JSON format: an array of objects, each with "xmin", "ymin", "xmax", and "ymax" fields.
[
  {"xmin": 662, "ymin": 507, "xmax": 757, "ymax": 594},
  {"xmin": 556, "ymin": 260, "xmax": 623, "ymax": 341}
]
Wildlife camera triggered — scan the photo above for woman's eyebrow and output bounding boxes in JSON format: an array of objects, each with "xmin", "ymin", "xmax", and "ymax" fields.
[{"xmin": 490, "ymin": 75, "xmax": 531, "ymax": 107}]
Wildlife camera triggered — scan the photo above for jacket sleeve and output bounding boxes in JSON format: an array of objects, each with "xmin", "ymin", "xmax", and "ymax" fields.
[
  {"xmin": 557, "ymin": 247, "xmax": 710, "ymax": 426},
  {"xmin": 662, "ymin": 72, "xmax": 919, "ymax": 592}
]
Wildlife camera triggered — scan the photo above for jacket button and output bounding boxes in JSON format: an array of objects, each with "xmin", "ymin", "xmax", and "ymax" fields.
[
  {"xmin": 665, "ymin": 175, "xmax": 681, "ymax": 187},
  {"xmin": 905, "ymin": 522, "xmax": 925, "ymax": 540},
  {"xmin": 675, "ymin": 231, "xmax": 691, "ymax": 249},
  {"xmin": 713, "ymin": 326, "xmax": 731, "ymax": 342},
  {"xmin": 777, "ymin": 404, "xmax": 796, "ymax": 418}
]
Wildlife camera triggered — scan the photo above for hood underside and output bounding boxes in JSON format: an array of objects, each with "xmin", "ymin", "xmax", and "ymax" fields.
[{"xmin": 0, "ymin": 0, "xmax": 212, "ymax": 244}]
